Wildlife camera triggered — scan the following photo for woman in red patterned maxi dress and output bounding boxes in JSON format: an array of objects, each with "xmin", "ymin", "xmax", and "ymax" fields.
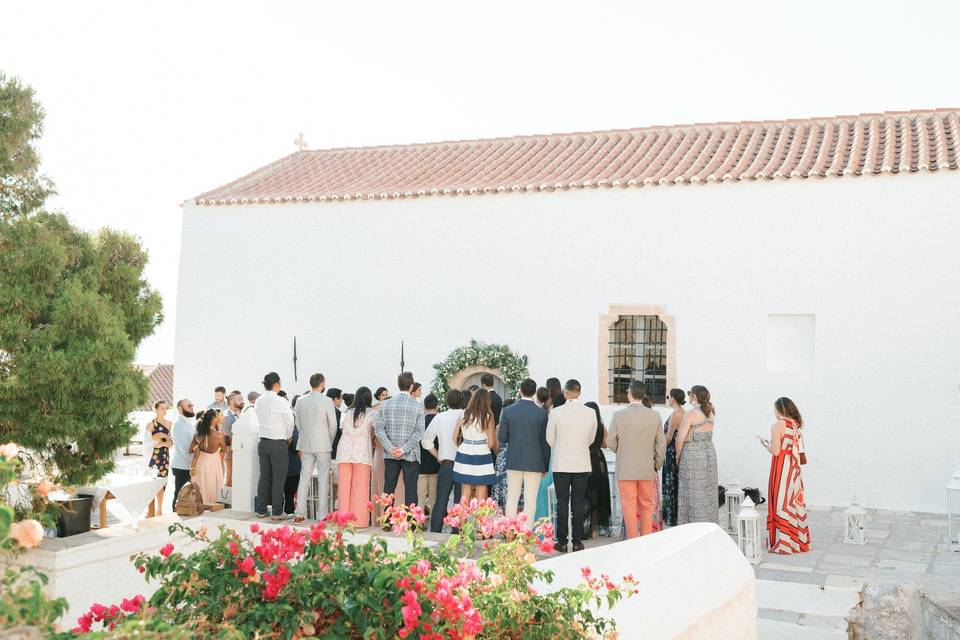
[{"xmin": 760, "ymin": 397, "xmax": 811, "ymax": 554}]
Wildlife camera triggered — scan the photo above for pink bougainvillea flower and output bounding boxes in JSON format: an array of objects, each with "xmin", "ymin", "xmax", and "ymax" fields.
[
  {"xmin": 250, "ymin": 523, "xmax": 260, "ymax": 533},
  {"xmin": 159, "ymin": 543, "xmax": 174, "ymax": 558},
  {"xmin": 9, "ymin": 519, "xmax": 44, "ymax": 548},
  {"xmin": 0, "ymin": 442, "xmax": 20, "ymax": 459},
  {"xmin": 72, "ymin": 612, "xmax": 93, "ymax": 633},
  {"xmin": 120, "ymin": 595, "xmax": 145, "ymax": 613}
]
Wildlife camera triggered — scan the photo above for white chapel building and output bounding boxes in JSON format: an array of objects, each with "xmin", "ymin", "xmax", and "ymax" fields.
[{"xmin": 176, "ymin": 109, "xmax": 960, "ymax": 513}]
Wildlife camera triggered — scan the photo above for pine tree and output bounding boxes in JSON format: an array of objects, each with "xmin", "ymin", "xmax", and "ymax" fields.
[
  {"xmin": 0, "ymin": 72, "xmax": 162, "ymax": 485},
  {"xmin": 0, "ymin": 72, "xmax": 54, "ymax": 220}
]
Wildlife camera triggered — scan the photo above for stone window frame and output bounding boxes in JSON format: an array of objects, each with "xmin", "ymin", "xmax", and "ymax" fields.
[{"xmin": 598, "ymin": 304, "xmax": 677, "ymax": 405}]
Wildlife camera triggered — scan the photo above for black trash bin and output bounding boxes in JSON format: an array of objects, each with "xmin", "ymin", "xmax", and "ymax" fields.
[{"xmin": 56, "ymin": 494, "xmax": 94, "ymax": 537}]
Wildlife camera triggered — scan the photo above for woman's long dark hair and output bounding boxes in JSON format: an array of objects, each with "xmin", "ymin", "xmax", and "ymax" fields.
[
  {"xmin": 546, "ymin": 378, "xmax": 562, "ymax": 400},
  {"xmin": 196, "ymin": 409, "xmax": 216, "ymax": 438},
  {"xmin": 689, "ymin": 385, "xmax": 714, "ymax": 418},
  {"xmin": 352, "ymin": 387, "xmax": 373, "ymax": 426},
  {"xmin": 463, "ymin": 387, "xmax": 493, "ymax": 431},
  {"xmin": 584, "ymin": 401, "xmax": 603, "ymax": 429},
  {"xmin": 775, "ymin": 397, "xmax": 803, "ymax": 427}
]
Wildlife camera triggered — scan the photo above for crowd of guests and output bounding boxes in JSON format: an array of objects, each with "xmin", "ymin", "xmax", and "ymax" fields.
[{"xmin": 147, "ymin": 370, "xmax": 810, "ymax": 556}]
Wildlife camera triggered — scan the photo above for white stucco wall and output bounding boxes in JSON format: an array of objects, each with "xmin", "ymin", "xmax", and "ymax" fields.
[{"xmin": 175, "ymin": 172, "xmax": 960, "ymax": 512}]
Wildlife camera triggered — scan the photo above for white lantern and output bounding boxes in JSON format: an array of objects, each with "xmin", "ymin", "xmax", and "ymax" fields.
[
  {"xmin": 736, "ymin": 496, "xmax": 762, "ymax": 564},
  {"xmin": 947, "ymin": 468, "xmax": 960, "ymax": 550},
  {"xmin": 726, "ymin": 477, "xmax": 744, "ymax": 533},
  {"xmin": 843, "ymin": 496, "xmax": 867, "ymax": 545}
]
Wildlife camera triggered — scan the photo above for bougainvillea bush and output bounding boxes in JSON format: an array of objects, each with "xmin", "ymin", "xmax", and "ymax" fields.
[
  {"xmin": 66, "ymin": 497, "xmax": 637, "ymax": 639},
  {"xmin": 0, "ymin": 444, "xmax": 69, "ymax": 636}
]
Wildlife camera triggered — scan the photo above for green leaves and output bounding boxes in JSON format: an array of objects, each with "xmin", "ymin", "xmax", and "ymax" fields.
[
  {"xmin": 0, "ymin": 212, "xmax": 162, "ymax": 485},
  {"xmin": 0, "ymin": 72, "xmax": 54, "ymax": 220},
  {"xmin": 431, "ymin": 339, "xmax": 531, "ymax": 408},
  {"xmin": 0, "ymin": 504, "xmax": 13, "ymax": 540}
]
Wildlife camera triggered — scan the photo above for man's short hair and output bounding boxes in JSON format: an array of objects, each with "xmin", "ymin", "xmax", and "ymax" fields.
[
  {"xmin": 326, "ymin": 387, "xmax": 342, "ymax": 400},
  {"xmin": 309, "ymin": 373, "xmax": 325, "ymax": 389},
  {"xmin": 628, "ymin": 380, "xmax": 648, "ymax": 402},
  {"xmin": 176, "ymin": 398, "xmax": 190, "ymax": 411},
  {"xmin": 247, "ymin": 391, "xmax": 261, "ymax": 403},
  {"xmin": 519, "ymin": 378, "xmax": 537, "ymax": 397},
  {"xmin": 423, "ymin": 393, "xmax": 439, "ymax": 410},
  {"xmin": 480, "ymin": 373, "xmax": 494, "ymax": 388},
  {"xmin": 564, "ymin": 379, "xmax": 581, "ymax": 393},
  {"xmin": 226, "ymin": 391, "xmax": 242, "ymax": 403},
  {"xmin": 214, "ymin": 386, "xmax": 226, "ymax": 394},
  {"xmin": 342, "ymin": 392, "xmax": 355, "ymax": 408},
  {"xmin": 445, "ymin": 388, "xmax": 465, "ymax": 410},
  {"xmin": 397, "ymin": 371, "xmax": 415, "ymax": 392}
]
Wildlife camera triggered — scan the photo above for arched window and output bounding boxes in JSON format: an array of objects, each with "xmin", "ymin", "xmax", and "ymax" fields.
[{"xmin": 607, "ymin": 314, "xmax": 668, "ymax": 404}]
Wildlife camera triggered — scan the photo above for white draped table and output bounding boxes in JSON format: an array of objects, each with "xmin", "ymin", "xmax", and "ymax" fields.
[{"xmin": 80, "ymin": 473, "xmax": 168, "ymax": 528}]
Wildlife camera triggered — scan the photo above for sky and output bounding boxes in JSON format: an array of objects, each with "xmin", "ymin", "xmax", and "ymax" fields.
[{"xmin": 3, "ymin": 0, "xmax": 958, "ymax": 363}]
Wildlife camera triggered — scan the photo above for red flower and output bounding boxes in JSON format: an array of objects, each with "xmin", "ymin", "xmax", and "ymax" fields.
[
  {"xmin": 250, "ymin": 523, "xmax": 260, "ymax": 533},
  {"xmin": 72, "ymin": 612, "xmax": 93, "ymax": 633},
  {"xmin": 120, "ymin": 595, "xmax": 145, "ymax": 613},
  {"xmin": 158, "ymin": 543, "xmax": 174, "ymax": 559},
  {"xmin": 227, "ymin": 541, "xmax": 239, "ymax": 556},
  {"xmin": 234, "ymin": 555, "xmax": 257, "ymax": 577},
  {"xmin": 261, "ymin": 563, "xmax": 292, "ymax": 600},
  {"xmin": 137, "ymin": 565, "xmax": 146, "ymax": 574}
]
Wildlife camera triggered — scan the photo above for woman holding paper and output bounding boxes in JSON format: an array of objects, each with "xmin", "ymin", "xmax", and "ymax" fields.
[{"xmin": 759, "ymin": 397, "xmax": 810, "ymax": 554}]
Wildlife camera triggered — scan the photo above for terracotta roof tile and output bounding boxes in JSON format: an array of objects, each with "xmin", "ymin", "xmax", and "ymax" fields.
[
  {"xmin": 194, "ymin": 109, "xmax": 960, "ymax": 206},
  {"xmin": 134, "ymin": 364, "xmax": 174, "ymax": 412}
]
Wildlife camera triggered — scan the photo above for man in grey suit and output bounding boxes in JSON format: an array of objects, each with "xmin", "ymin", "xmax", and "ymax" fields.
[
  {"xmin": 498, "ymin": 378, "xmax": 549, "ymax": 522},
  {"xmin": 607, "ymin": 380, "xmax": 665, "ymax": 538},
  {"xmin": 293, "ymin": 372, "xmax": 339, "ymax": 523}
]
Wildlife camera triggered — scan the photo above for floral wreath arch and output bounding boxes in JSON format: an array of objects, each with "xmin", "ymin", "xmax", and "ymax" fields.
[{"xmin": 431, "ymin": 340, "xmax": 530, "ymax": 406}]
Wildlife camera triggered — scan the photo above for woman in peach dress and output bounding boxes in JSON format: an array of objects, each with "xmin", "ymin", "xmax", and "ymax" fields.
[{"xmin": 189, "ymin": 410, "xmax": 226, "ymax": 504}]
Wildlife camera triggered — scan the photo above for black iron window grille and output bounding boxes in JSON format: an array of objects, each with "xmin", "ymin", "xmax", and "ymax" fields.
[{"xmin": 608, "ymin": 315, "xmax": 667, "ymax": 404}]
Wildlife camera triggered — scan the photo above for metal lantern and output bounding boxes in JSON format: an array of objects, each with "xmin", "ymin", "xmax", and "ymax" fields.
[
  {"xmin": 843, "ymin": 496, "xmax": 867, "ymax": 545},
  {"xmin": 726, "ymin": 477, "xmax": 744, "ymax": 533},
  {"xmin": 947, "ymin": 468, "xmax": 960, "ymax": 550},
  {"xmin": 737, "ymin": 496, "xmax": 762, "ymax": 564}
]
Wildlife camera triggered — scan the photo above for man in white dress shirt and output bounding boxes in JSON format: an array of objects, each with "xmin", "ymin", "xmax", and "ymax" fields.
[
  {"xmin": 255, "ymin": 372, "xmax": 295, "ymax": 521},
  {"xmin": 293, "ymin": 373, "xmax": 339, "ymax": 523},
  {"xmin": 546, "ymin": 379, "xmax": 597, "ymax": 553},
  {"xmin": 421, "ymin": 388, "xmax": 465, "ymax": 532}
]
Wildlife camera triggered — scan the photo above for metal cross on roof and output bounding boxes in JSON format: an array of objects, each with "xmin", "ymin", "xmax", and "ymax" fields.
[{"xmin": 294, "ymin": 132, "xmax": 308, "ymax": 151}]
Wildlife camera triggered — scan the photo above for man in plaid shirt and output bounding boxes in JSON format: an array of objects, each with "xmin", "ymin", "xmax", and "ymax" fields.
[{"xmin": 375, "ymin": 371, "xmax": 425, "ymax": 509}]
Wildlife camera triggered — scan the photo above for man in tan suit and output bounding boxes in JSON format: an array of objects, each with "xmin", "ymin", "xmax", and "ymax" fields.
[
  {"xmin": 607, "ymin": 380, "xmax": 665, "ymax": 538},
  {"xmin": 546, "ymin": 379, "xmax": 598, "ymax": 553}
]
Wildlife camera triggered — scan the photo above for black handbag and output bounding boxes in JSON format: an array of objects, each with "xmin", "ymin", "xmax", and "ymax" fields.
[{"xmin": 743, "ymin": 487, "xmax": 766, "ymax": 505}]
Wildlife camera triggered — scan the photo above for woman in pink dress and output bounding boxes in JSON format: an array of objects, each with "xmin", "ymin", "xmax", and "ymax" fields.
[
  {"xmin": 189, "ymin": 410, "xmax": 226, "ymax": 504},
  {"xmin": 337, "ymin": 387, "xmax": 375, "ymax": 527}
]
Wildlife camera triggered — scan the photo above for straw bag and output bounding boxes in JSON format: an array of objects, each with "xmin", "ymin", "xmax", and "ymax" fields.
[{"xmin": 175, "ymin": 482, "xmax": 205, "ymax": 516}]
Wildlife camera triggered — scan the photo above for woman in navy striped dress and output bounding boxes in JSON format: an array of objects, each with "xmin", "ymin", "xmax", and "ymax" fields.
[{"xmin": 453, "ymin": 388, "xmax": 498, "ymax": 502}]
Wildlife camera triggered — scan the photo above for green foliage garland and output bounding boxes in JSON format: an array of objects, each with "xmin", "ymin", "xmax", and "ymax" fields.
[{"xmin": 431, "ymin": 339, "xmax": 529, "ymax": 404}]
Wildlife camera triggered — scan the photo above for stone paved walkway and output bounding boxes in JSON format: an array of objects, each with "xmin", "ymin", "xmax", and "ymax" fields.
[{"xmin": 746, "ymin": 504, "xmax": 960, "ymax": 596}]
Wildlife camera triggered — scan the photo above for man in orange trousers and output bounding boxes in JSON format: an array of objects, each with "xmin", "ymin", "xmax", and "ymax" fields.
[{"xmin": 606, "ymin": 380, "xmax": 665, "ymax": 538}]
